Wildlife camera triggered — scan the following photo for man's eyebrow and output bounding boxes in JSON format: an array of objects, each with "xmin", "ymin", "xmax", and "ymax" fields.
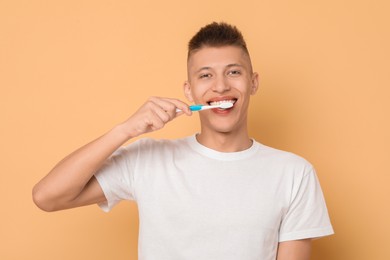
[
  {"xmin": 226, "ymin": 63, "xmax": 243, "ymax": 68},
  {"xmin": 195, "ymin": 67, "xmax": 212, "ymax": 73},
  {"xmin": 195, "ymin": 64, "xmax": 243, "ymax": 73}
]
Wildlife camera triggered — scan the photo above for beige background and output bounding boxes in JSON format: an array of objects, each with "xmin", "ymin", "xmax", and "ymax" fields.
[{"xmin": 1, "ymin": 0, "xmax": 389, "ymax": 259}]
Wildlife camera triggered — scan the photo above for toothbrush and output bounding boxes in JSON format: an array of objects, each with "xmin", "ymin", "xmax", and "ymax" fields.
[{"xmin": 176, "ymin": 102, "xmax": 233, "ymax": 112}]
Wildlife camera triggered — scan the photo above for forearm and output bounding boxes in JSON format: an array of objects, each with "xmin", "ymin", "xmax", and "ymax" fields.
[{"xmin": 32, "ymin": 123, "xmax": 131, "ymax": 211}]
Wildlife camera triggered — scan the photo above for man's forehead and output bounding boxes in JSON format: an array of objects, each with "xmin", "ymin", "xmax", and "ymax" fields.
[{"xmin": 187, "ymin": 46, "xmax": 250, "ymax": 71}]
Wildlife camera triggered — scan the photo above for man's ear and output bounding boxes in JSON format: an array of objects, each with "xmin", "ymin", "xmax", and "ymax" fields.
[
  {"xmin": 183, "ymin": 81, "xmax": 194, "ymax": 102},
  {"xmin": 250, "ymin": 72, "xmax": 259, "ymax": 95}
]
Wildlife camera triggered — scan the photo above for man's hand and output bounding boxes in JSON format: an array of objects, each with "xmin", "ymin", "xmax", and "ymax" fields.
[
  {"xmin": 120, "ymin": 96, "xmax": 192, "ymax": 139},
  {"xmin": 277, "ymin": 239, "xmax": 312, "ymax": 260}
]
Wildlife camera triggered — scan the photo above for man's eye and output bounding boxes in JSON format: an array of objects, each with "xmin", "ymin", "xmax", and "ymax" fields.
[
  {"xmin": 200, "ymin": 74, "xmax": 212, "ymax": 79},
  {"xmin": 228, "ymin": 70, "xmax": 241, "ymax": 76}
]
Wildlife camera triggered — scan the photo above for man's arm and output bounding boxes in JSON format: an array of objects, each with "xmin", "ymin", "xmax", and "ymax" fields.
[
  {"xmin": 276, "ymin": 239, "xmax": 312, "ymax": 260},
  {"xmin": 32, "ymin": 97, "xmax": 191, "ymax": 212}
]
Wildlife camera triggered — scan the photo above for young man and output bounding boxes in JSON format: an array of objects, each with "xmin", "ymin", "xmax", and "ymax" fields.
[{"xmin": 33, "ymin": 22, "xmax": 333, "ymax": 259}]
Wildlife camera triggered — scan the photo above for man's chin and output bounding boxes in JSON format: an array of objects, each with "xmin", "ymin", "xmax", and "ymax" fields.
[{"xmin": 209, "ymin": 125, "xmax": 237, "ymax": 134}]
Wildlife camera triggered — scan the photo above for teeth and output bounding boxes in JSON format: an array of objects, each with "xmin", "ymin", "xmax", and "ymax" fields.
[{"xmin": 209, "ymin": 100, "xmax": 236, "ymax": 106}]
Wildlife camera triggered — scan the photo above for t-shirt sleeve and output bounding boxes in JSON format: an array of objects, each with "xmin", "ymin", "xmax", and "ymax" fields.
[
  {"xmin": 94, "ymin": 144, "xmax": 137, "ymax": 212},
  {"xmin": 279, "ymin": 167, "xmax": 334, "ymax": 242}
]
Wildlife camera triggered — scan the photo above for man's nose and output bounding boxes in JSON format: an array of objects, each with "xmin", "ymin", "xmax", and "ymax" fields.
[{"xmin": 212, "ymin": 76, "xmax": 230, "ymax": 93}]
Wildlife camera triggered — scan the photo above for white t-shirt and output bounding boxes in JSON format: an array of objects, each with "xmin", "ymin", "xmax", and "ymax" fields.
[{"xmin": 95, "ymin": 135, "xmax": 334, "ymax": 260}]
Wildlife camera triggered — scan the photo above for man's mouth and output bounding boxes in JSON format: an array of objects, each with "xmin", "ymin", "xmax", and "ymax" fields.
[{"xmin": 207, "ymin": 99, "xmax": 237, "ymax": 107}]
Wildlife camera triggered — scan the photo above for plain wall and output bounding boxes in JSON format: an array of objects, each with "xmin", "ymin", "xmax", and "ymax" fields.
[{"xmin": 1, "ymin": 0, "xmax": 389, "ymax": 259}]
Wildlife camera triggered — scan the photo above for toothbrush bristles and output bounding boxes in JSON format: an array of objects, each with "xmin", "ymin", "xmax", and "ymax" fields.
[{"xmin": 219, "ymin": 103, "xmax": 233, "ymax": 109}]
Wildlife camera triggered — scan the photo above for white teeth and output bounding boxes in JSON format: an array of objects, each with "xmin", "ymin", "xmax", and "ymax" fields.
[{"xmin": 209, "ymin": 100, "xmax": 236, "ymax": 106}]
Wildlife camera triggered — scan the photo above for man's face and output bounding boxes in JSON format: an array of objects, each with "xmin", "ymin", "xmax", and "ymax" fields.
[{"xmin": 184, "ymin": 45, "xmax": 259, "ymax": 135}]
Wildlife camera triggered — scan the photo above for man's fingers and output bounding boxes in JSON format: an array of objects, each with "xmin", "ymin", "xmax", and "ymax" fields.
[
  {"xmin": 125, "ymin": 96, "xmax": 192, "ymax": 137},
  {"xmin": 152, "ymin": 104, "xmax": 173, "ymax": 123},
  {"xmin": 149, "ymin": 96, "xmax": 192, "ymax": 117},
  {"xmin": 165, "ymin": 98, "xmax": 192, "ymax": 116}
]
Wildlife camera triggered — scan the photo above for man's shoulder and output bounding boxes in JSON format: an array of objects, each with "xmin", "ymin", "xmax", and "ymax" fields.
[{"xmin": 254, "ymin": 140, "xmax": 313, "ymax": 170}]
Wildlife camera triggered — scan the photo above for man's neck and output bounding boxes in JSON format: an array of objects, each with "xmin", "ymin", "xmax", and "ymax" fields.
[{"xmin": 196, "ymin": 130, "xmax": 252, "ymax": 153}]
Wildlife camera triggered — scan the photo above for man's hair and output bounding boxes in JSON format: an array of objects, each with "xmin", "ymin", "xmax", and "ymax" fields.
[{"xmin": 187, "ymin": 22, "xmax": 249, "ymax": 60}]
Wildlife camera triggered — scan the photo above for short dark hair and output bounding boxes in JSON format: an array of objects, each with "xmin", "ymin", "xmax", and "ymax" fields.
[{"xmin": 188, "ymin": 22, "xmax": 249, "ymax": 60}]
